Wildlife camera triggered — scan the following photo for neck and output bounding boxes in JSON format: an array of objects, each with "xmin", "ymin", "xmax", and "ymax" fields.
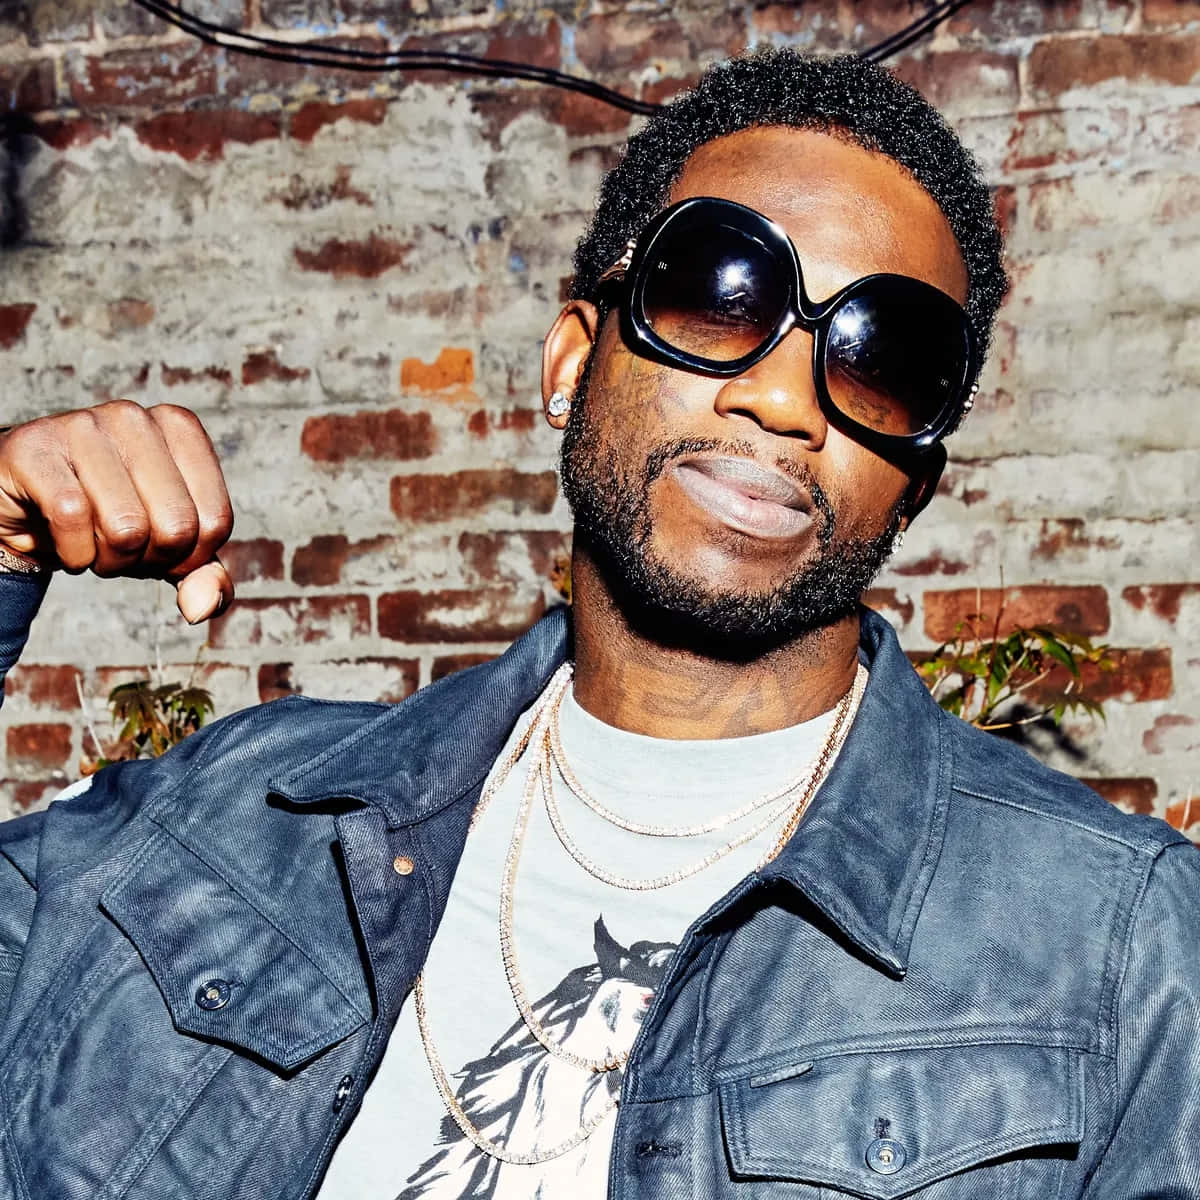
[{"xmin": 568, "ymin": 548, "xmax": 861, "ymax": 740}]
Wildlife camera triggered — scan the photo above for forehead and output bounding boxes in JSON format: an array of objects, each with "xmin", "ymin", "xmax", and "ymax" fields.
[{"xmin": 667, "ymin": 126, "xmax": 968, "ymax": 304}]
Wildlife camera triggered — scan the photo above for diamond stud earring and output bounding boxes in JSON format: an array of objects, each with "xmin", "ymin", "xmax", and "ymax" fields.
[{"xmin": 547, "ymin": 391, "xmax": 571, "ymax": 418}]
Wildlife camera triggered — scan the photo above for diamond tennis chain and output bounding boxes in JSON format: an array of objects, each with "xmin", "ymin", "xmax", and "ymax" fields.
[{"xmin": 416, "ymin": 660, "xmax": 866, "ymax": 1163}]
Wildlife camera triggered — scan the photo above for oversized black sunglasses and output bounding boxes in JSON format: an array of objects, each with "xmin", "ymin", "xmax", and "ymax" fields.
[{"xmin": 597, "ymin": 196, "xmax": 979, "ymax": 458}]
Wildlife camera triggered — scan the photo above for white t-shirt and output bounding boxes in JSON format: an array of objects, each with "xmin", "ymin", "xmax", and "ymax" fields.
[{"xmin": 317, "ymin": 675, "xmax": 845, "ymax": 1199}]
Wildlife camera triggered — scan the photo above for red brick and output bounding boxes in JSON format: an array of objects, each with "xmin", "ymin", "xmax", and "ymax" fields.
[
  {"xmin": 1, "ymin": 779, "xmax": 62, "ymax": 810},
  {"xmin": 268, "ymin": 164, "xmax": 371, "ymax": 211},
  {"xmin": 291, "ymin": 535, "xmax": 350, "ymax": 587},
  {"xmin": 1004, "ymin": 108, "xmax": 1129, "ymax": 173},
  {"xmin": 573, "ymin": 9, "xmax": 743, "ymax": 77},
  {"xmin": 400, "ymin": 348, "xmax": 474, "ymax": 391},
  {"xmin": 378, "ymin": 589, "xmax": 546, "ymax": 643},
  {"xmin": 258, "ymin": 662, "xmax": 295, "ymax": 703},
  {"xmin": 923, "ymin": 586, "xmax": 1111, "ymax": 642},
  {"xmin": 221, "ymin": 538, "xmax": 284, "ymax": 582},
  {"xmin": 220, "ymin": 34, "xmax": 397, "ymax": 98},
  {"xmin": 390, "ymin": 469, "xmax": 558, "ymax": 523},
  {"xmin": 0, "ymin": 59, "xmax": 56, "ymax": 112},
  {"xmin": 1143, "ymin": 0, "xmax": 1200, "ymax": 29},
  {"xmin": 1032, "ymin": 519, "xmax": 1121, "ymax": 561},
  {"xmin": 288, "ymin": 97, "xmax": 389, "ymax": 143},
  {"xmin": 892, "ymin": 50, "xmax": 1020, "ymax": 113},
  {"xmin": 863, "ymin": 588, "xmax": 916, "ymax": 629},
  {"xmin": 1080, "ymin": 776, "xmax": 1157, "ymax": 815},
  {"xmin": 107, "ymin": 299, "xmax": 154, "ymax": 332},
  {"xmin": 207, "ymin": 595, "xmax": 370, "ymax": 648},
  {"xmin": 258, "ymin": 657, "xmax": 418, "ymax": 704},
  {"xmin": 1027, "ymin": 648, "xmax": 1173, "ymax": 705},
  {"xmin": 241, "ymin": 348, "xmax": 310, "ymax": 386},
  {"xmin": 751, "ymin": 0, "xmax": 914, "ymax": 46},
  {"xmin": 458, "ymin": 530, "xmax": 570, "ymax": 584},
  {"xmin": 892, "ymin": 551, "xmax": 972, "ymax": 578},
  {"xmin": 466, "ymin": 408, "xmax": 539, "ymax": 438},
  {"xmin": 301, "ymin": 409, "xmax": 436, "ymax": 463},
  {"xmin": 33, "ymin": 116, "xmax": 110, "ymax": 151},
  {"xmin": 432, "ymin": 652, "xmax": 498, "ymax": 681},
  {"xmin": 68, "ymin": 44, "xmax": 220, "ymax": 110},
  {"xmin": 135, "ymin": 110, "xmax": 281, "ymax": 162},
  {"xmin": 161, "ymin": 362, "xmax": 234, "ymax": 388},
  {"xmin": 0, "ymin": 304, "xmax": 36, "ymax": 350},
  {"xmin": 293, "ymin": 232, "xmax": 412, "ymax": 279},
  {"xmin": 1028, "ymin": 34, "xmax": 1200, "ymax": 100},
  {"xmin": 1143, "ymin": 714, "xmax": 1198, "ymax": 755},
  {"xmin": 4, "ymin": 665, "xmax": 81, "ymax": 711},
  {"xmin": 1165, "ymin": 796, "xmax": 1200, "ymax": 838},
  {"xmin": 1122, "ymin": 583, "xmax": 1200, "ymax": 622},
  {"xmin": 945, "ymin": 0, "xmax": 1086, "ymax": 38},
  {"xmin": 6, "ymin": 723, "xmax": 72, "ymax": 770}
]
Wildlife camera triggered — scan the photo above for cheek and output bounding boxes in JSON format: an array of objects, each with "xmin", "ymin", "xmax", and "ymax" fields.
[{"xmin": 821, "ymin": 436, "xmax": 912, "ymax": 530}]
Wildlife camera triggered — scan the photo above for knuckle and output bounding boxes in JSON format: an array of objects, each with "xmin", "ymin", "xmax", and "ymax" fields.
[
  {"xmin": 103, "ymin": 516, "xmax": 150, "ymax": 553},
  {"xmin": 48, "ymin": 491, "xmax": 91, "ymax": 528},
  {"xmin": 96, "ymin": 398, "xmax": 146, "ymax": 422},
  {"xmin": 153, "ymin": 510, "xmax": 200, "ymax": 552},
  {"xmin": 148, "ymin": 403, "xmax": 203, "ymax": 434}
]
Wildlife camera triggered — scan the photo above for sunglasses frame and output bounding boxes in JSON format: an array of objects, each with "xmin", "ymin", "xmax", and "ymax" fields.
[{"xmin": 597, "ymin": 196, "xmax": 979, "ymax": 459}]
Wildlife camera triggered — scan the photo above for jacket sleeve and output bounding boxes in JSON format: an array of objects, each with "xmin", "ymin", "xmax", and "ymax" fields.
[
  {"xmin": 0, "ymin": 570, "xmax": 54, "ymax": 1009},
  {"xmin": 1084, "ymin": 842, "xmax": 1200, "ymax": 1196}
]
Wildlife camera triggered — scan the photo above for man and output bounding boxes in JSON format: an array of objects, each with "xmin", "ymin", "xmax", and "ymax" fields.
[{"xmin": 0, "ymin": 48, "xmax": 1196, "ymax": 1200}]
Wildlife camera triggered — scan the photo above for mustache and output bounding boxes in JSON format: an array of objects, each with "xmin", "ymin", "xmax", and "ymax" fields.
[{"xmin": 642, "ymin": 437, "xmax": 836, "ymax": 546}]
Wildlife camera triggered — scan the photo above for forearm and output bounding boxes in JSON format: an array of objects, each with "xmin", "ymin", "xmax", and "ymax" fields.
[{"xmin": 0, "ymin": 568, "xmax": 51, "ymax": 710}]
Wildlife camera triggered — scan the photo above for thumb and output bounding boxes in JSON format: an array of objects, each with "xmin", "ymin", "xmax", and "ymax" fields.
[{"xmin": 175, "ymin": 558, "xmax": 234, "ymax": 625}]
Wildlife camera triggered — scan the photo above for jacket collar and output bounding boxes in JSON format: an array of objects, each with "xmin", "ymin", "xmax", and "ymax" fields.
[
  {"xmin": 271, "ymin": 605, "xmax": 950, "ymax": 979},
  {"xmin": 756, "ymin": 609, "xmax": 952, "ymax": 978}
]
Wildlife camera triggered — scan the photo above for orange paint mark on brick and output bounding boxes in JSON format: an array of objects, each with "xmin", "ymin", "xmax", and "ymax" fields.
[
  {"xmin": 135, "ymin": 110, "xmax": 281, "ymax": 162},
  {"xmin": 293, "ymin": 232, "xmax": 412, "ymax": 279},
  {"xmin": 400, "ymin": 348, "xmax": 475, "ymax": 391},
  {"xmin": 0, "ymin": 303, "xmax": 36, "ymax": 350},
  {"xmin": 289, "ymin": 97, "xmax": 388, "ymax": 143}
]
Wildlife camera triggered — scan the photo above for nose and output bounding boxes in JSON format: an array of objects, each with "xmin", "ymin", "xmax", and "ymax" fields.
[{"xmin": 711, "ymin": 328, "xmax": 829, "ymax": 449}]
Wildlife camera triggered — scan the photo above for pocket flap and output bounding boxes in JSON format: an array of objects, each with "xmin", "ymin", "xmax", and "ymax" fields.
[
  {"xmin": 101, "ymin": 832, "xmax": 369, "ymax": 1072},
  {"xmin": 719, "ymin": 1042, "xmax": 1083, "ymax": 1199}
]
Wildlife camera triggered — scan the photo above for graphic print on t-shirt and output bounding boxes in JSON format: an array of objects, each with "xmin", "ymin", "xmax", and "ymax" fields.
[{"xmin": 398, "ymin": 918, "xmax": 675, "ymax": 1199}]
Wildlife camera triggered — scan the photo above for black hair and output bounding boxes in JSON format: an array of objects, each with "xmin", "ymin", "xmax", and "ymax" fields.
[{"xmin": 571, "ymin": 48, "xmax": 1008, "ymax": 362}]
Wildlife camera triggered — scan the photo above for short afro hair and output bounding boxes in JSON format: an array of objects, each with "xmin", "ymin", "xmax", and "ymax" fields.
[{"xmin": 572, "ymin": 48, "xmax": 1008, "ymax": 365}]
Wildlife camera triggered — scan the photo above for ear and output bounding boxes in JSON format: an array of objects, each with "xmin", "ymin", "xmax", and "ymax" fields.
[
  {"xmin": 542, "ymin": 300, "xmax": 600, "ymax": 429},
  {"xmin": 899, "ymin": 444, "xmax": 946, "ymax": 528}
]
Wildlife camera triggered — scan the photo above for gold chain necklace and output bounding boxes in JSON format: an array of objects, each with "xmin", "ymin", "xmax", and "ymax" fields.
[{"xmin": 416, "ymin": 661, "xmax": 866, "ymax": 1162}]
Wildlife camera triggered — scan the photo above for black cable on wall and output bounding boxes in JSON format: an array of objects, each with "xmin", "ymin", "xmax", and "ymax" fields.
[{"xmin": 130, "ymin": 0, "xmax": 977, "ymax": 116}]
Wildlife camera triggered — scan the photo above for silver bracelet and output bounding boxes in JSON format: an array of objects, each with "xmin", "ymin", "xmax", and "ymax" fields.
[{"xmin": 0, "ymin": 544, "xmax": 49, "ymax": 576}]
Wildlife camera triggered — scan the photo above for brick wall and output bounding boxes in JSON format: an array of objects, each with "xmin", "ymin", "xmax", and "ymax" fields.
[{"xmin": 0, "ymin": 0, "xmax": 1196, "ymax": 829}]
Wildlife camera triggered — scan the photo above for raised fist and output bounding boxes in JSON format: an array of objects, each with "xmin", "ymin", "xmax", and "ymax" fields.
[{"xmin": 0, "ymin": 400, "xmax": 234, "ymax": 623}]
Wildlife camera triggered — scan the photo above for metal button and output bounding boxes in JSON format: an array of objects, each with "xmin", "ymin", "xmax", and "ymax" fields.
[
  {"xmin": 332, "ymin": 1074, "xmax": 354, "ymax": 1113},
  {"xmin": 866, "ymin": 1137, "xmax": 906, "ymax": 1174},
  {"xmin": 392, "ymin": 855, "xmax": 414, "ymax": 876},
  {"xmin": 195, "ymin": 979, "xmax": 231, "ymax": 1011}
]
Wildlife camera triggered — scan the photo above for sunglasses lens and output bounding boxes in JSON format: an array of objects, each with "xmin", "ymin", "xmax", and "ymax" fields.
[
  {"xmin": 824, "ymin": 282, "xmax": 969, "ymax": 437},
  {"xmin": 641, "ymin": 222, "xmax": 790, "ymax": 363}
]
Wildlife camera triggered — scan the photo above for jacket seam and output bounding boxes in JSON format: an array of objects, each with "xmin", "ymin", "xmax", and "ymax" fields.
[
  {"xmin": 1080, "ymin": 842, "xmax": 1171, "ymax": 1196},
  {"xmin": 952, "ymin": 787, "xmax": 1167, "ymax": 852}
]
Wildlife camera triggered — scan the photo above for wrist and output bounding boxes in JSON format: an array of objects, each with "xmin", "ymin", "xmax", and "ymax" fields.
[{"xmin": 0, "ymin": 544, "xmax": 49, "ymax": 576}]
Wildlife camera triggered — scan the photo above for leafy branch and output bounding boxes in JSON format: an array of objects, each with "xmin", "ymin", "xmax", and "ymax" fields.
[{"xmin": 913, "ymin": 600, "xmax": 1114, "ymax": 730}]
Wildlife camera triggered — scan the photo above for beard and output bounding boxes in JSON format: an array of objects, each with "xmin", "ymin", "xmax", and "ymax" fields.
[{"xmin": 558, "ymin": 387, "xmax": 903, "ymax": 659}]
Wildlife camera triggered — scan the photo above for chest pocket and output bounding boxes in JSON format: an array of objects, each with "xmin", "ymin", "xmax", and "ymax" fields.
[
  {"xmin": 718, "ymin": 1042, "xmax": 1083, "ymax": 1198},
  {"xmin": 101, "ymin": 829, "xmax": 370, "ymax": 1072}
]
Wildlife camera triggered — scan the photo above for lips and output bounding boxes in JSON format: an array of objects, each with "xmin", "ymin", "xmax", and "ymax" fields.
[{"xmin": 670, "ymin": 455, "xmax": 814, "ymax": 540}]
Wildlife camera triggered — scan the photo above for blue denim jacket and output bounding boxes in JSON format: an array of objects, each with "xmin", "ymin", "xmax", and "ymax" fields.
[{"xmin": 1, "ymin": 572, "xmax": 1198, "ymax": 1199}]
